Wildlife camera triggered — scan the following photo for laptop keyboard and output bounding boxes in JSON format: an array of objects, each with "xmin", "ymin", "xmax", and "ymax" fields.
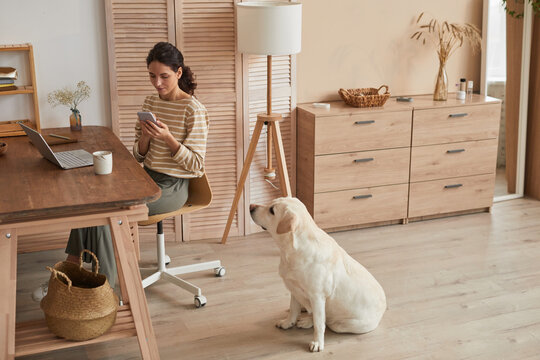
[{"xmin": 56, "ymin": 151, "xmax": 92, "ymax": 168}]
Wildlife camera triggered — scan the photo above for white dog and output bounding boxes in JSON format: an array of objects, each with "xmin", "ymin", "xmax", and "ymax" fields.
[{"xmin": 250, "ymin": 197, "xmax": 386, "ymax": 352}]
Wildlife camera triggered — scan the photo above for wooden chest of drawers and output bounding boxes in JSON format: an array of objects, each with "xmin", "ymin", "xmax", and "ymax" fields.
[
  {"xmin": 296, "ymin": 94, "xmax": 501, "ymax": 231},
  {"xmin": 297, "ymin": 101, "xmax": 413, "ymax": 229},
  {"xmin": 408, "ymin": 99, "xmax": 501, "ymax": 218}
]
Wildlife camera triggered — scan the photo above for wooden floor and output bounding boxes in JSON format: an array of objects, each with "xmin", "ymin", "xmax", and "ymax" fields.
[{"xmin": 16, "ymin": 198, "xmax": 540, "ymax": 359}]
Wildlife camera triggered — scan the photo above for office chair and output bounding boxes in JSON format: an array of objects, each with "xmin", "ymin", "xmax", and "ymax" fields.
[{"xmin": 138, "ymin": 173, "xmax": 225, "ymax": 308}]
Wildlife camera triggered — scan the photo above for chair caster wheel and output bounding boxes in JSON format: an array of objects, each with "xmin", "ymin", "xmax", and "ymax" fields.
[
  {"xmin": 194, "ymin": 295, "xmax": 207, "ymax": 308},
  {"xmin": 165, "ymin": 255, "xmax": 171, "ymax": 266},
  {"xmin": 214, "ymin": 266, "xmax": 226, "ymax": 277}
]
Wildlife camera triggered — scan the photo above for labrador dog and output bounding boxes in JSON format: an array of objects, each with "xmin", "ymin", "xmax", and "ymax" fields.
[{"xmin": 250, "ymin": 197, "xmax": 386, "ymax": 352}]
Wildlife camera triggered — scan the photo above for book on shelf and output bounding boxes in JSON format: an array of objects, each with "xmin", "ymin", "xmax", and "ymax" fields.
[
  {"xmin": 0, "ymin": 78, "xmax": 15, "ymax": 85},
  {"xmin": 0, "ymin": 84, "xmax": 17, "ymax": 91},
  {"xmin": 0, "ymin": 67, "xmax": 18, "ymax": 79}
]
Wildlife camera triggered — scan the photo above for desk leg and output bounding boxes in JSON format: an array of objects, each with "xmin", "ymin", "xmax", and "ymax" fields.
[
  {"xmin": 114, "ymin": 246, "xmax": 130, "ymax": 306},
  {"xmin": 1, "ymin": 229, "xmax": 17, "ymax": 360},
  {"xmin": 109, "ymin": 216, "xmax": 159, "ymax": 360},
  {"xmin": 130, "ymin": 222, "xmax": 141, "ymax": 261}
]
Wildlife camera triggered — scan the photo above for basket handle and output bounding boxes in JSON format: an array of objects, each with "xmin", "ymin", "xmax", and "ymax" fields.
[
  {"xmin": 377, "ymin": 85, "xmax": 389, "ymax": 95},
  {"xmin": 376, "ymin": 85, "xmax": 389, "ymax": 95},
  {"xmin": 79, "ymin": 249, "xmax": 100, "ymax": 275},
  {"xmin": 46, "ymin": 266, "xmax": 73, "ymax": 292}
]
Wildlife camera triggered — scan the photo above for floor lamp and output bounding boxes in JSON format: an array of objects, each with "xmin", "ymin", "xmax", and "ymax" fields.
[{"xmin": 221, "ymin": 1, "xmax": 302, "ymax": 244}]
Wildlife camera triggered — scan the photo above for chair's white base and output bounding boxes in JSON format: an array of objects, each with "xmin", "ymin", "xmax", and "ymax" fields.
[{"xmin": 141, "ymin": 232, "xmax": 224, "ymax": 308}]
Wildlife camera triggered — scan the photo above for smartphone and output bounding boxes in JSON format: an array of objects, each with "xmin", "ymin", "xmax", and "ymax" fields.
[{"xmin": 137, "ymin": 111, "xmax": 158, "ymax": 125}]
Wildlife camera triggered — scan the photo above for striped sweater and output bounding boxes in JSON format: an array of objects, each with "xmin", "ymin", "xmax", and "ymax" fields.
[{"xmin": 133, "ymin": 95, "xmax": 209, "ymax": 178}]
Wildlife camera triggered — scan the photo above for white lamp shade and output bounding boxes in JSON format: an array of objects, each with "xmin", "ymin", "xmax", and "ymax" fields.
[{"xmin": 236, "ymin": 2, "xmax": 302, "ymax": 56}]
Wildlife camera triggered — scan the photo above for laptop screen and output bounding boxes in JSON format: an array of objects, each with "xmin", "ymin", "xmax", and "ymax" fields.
[{"xmin": 18, "ymin": 123, "xmax": 62, "ymax": 167}]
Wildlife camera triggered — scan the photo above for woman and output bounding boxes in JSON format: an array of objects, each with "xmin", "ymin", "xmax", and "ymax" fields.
[
  {"xmin": 133, "ymin": 41, "xmax": 208, "ymax": 215},
  {"xmin": 33, "ymin": 42, "xmax": 209, "ymax": 301}
]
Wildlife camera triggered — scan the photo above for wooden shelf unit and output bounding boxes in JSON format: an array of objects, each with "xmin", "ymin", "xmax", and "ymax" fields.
[{"xmin": 0, "ymin": 43, "xmax": 40, "ymax": 137}]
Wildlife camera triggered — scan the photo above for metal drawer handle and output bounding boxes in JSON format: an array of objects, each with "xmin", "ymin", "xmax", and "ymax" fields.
[
  {"xmin": 446, "ymin": 149, "xmax": 465, "ymax": 154},
  {"xmin": 354, "ymin": 120, "xmax": 375, "ymax": 125},
  {"xmin": 449, "ymin": 113, "xmax": 468, "ymax": 118},
  {"xmin": 353, "ymin": 194, "xmax": 372, "ymax": 200},
  {"xmin": 353, "ymin": 157, "xmax": 374, "ymax": 163},
  {"xmin": 444, "ymin": 184, "xmax": 463, "ymax": 189}
]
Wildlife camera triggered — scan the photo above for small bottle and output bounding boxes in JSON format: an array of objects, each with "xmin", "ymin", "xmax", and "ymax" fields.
[
  {"xmin": 456, "ymin": 78, "xmax": 466, "ymax": 100},
  {"xmin": 467, "ymin": 80, "xmax": 474, "ymax": 100},
  {"xmin": 459, "ymin": 78, "xmax": 467, "ymax": 92}
]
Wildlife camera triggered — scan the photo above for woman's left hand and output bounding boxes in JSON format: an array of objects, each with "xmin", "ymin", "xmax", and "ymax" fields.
[
  {"xmin": 141, "ymin": 119, "xmax": 171, "ymax": 141},
  {"xmin": 141, "ymin": 119, "xmax": 181, "ymax": 155}
]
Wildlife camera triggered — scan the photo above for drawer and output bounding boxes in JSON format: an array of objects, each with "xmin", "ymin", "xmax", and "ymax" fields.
[
  {"xmin": 412, "ymin": 104, "xmax": 500, "ymax": 146},
  {"xmin": 410, "ymin": 139, "xmax": 498, "ymax": 182},
  {"xmin": 408, "ymin": 174, "xmax": 495, "ymax": 218},
  {"xmin": 315, "ymin": 148, "xmax": 410, "ymax": 192},
  {"xmin": 314, "ymin": 184, "xmax": 408, "ymax": 229},
  {"xmin": 314, "ymin": 110, "xmax": 411, "ymax": 155}
]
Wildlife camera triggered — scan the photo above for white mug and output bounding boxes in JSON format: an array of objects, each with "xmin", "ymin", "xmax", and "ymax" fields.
[{"xmin": 92, "ymin": 151, "xmax": 113, "ymax": 175}]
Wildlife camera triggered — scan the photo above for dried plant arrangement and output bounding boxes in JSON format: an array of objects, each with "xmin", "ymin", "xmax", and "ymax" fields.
[
  {"xmin": 47, "ymin": 81, "xmax": 91, "ymax": 111},
  {"xmin": 410, "ymin": 13, "xmax": 481, "ymax": 100},
  {"xmin": 48, "ymin": 81, "xmax": 91, "ymax": 130}
]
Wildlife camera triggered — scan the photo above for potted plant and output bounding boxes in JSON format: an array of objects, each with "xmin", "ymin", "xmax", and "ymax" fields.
[
  {"xmin": 410, "ymin": 13, "xmax": 481, "ymax": 101},
  {"xmin": 47, "ymin": 81, "xmax": 91, "ymax": 131},
  {"xmin": 502, "ymin": 0, "xmax": 540, "ymax": 18}
]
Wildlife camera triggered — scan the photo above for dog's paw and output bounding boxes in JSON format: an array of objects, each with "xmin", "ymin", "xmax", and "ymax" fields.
[
  {"xmin": 296, "ymin": 316, "xmax": 313, "ymax": 329},
  {"xmin": 309, "ymin": 341, "xmax": 324, "ymax": 352},
  {"xmin": 275, "ymin": 318, "xmax": 295, "ymax": 330}
]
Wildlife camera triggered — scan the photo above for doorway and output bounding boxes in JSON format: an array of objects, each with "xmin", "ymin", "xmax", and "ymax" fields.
[
  {"xmin": 482, "ymin": 0, "xmax": 534, "ymax": 201},
  {"xmin": 484, "ymin": 0, "xmax": 508, "ymax": 197}
]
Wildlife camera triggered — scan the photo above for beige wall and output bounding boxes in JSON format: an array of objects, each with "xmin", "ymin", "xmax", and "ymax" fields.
[
  {"xmin": 297, "ymin": 0, "xmax": 483, "ymax": 103},
  {"xmin": 0, "ymin": 1, "xmax": 110, "ymax": 128},
  {"xmin": 0, "ymin": 1, "xmax": 484, "ymax": 125}
]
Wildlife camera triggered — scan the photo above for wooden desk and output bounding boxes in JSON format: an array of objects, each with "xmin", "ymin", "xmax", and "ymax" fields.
[{"xmin": 0, "ymin": 126, "xmax": 161, "ymax": 359}]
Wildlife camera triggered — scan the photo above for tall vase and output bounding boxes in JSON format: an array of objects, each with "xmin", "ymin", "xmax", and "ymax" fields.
[
  {"xmin": 433, "ymin": 59, "xmax": 448, "ymax": 101},
  {"xmin": 70, "ymin": 108, "xmax": 82, "ymax": 131}
]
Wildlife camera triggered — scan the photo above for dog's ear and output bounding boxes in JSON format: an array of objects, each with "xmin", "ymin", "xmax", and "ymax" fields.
[{"xmin": 276, "ymin": 211, "xmax": 297, "ymax": 235}]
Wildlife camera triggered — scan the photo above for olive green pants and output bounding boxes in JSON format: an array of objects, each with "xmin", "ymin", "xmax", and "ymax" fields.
[{"xmin": 65, "ymin": 167, "xmax": 190, "ymax": 288}]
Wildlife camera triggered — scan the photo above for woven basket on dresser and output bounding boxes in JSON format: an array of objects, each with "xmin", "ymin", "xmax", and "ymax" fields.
[
  {"xmin": 40, "ymin": 250, "xmax": 118, "ymax": 341},
  {"xmin": 338, "ymin": 85, "xmax": 390, "ymax": 108}
]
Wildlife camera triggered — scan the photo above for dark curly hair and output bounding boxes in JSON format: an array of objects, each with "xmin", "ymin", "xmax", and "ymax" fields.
[{"xmin": 146, "ymin": 42, "xmax": 197, "ymax": 95}]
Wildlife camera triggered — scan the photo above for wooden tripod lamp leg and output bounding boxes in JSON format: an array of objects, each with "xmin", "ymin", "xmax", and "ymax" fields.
[
  {"xmin": 264, "ymin": 124, "xmax": 275, "ymax": 179},
  {"xmin": 221, "ymin": 119, "xmax": 266, "ymax": 244},
  {"xmin": 270, "ymin": 120, "xmax": 292, "ymax": 197}
]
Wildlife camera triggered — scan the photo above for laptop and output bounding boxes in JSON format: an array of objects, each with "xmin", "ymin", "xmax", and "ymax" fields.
[{"xmin": 19, "ymin": 122, "xmax": 93, "ymax": 169}]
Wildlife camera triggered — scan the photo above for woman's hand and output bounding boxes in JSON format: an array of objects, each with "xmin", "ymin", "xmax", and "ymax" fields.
[
  {"xmin": 140, "ymin": 119, "xmax": 171, "ymax": 141},
  {"xmin": 140, "ymin": 118, "xmax": 181, "ymax": 155}
]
